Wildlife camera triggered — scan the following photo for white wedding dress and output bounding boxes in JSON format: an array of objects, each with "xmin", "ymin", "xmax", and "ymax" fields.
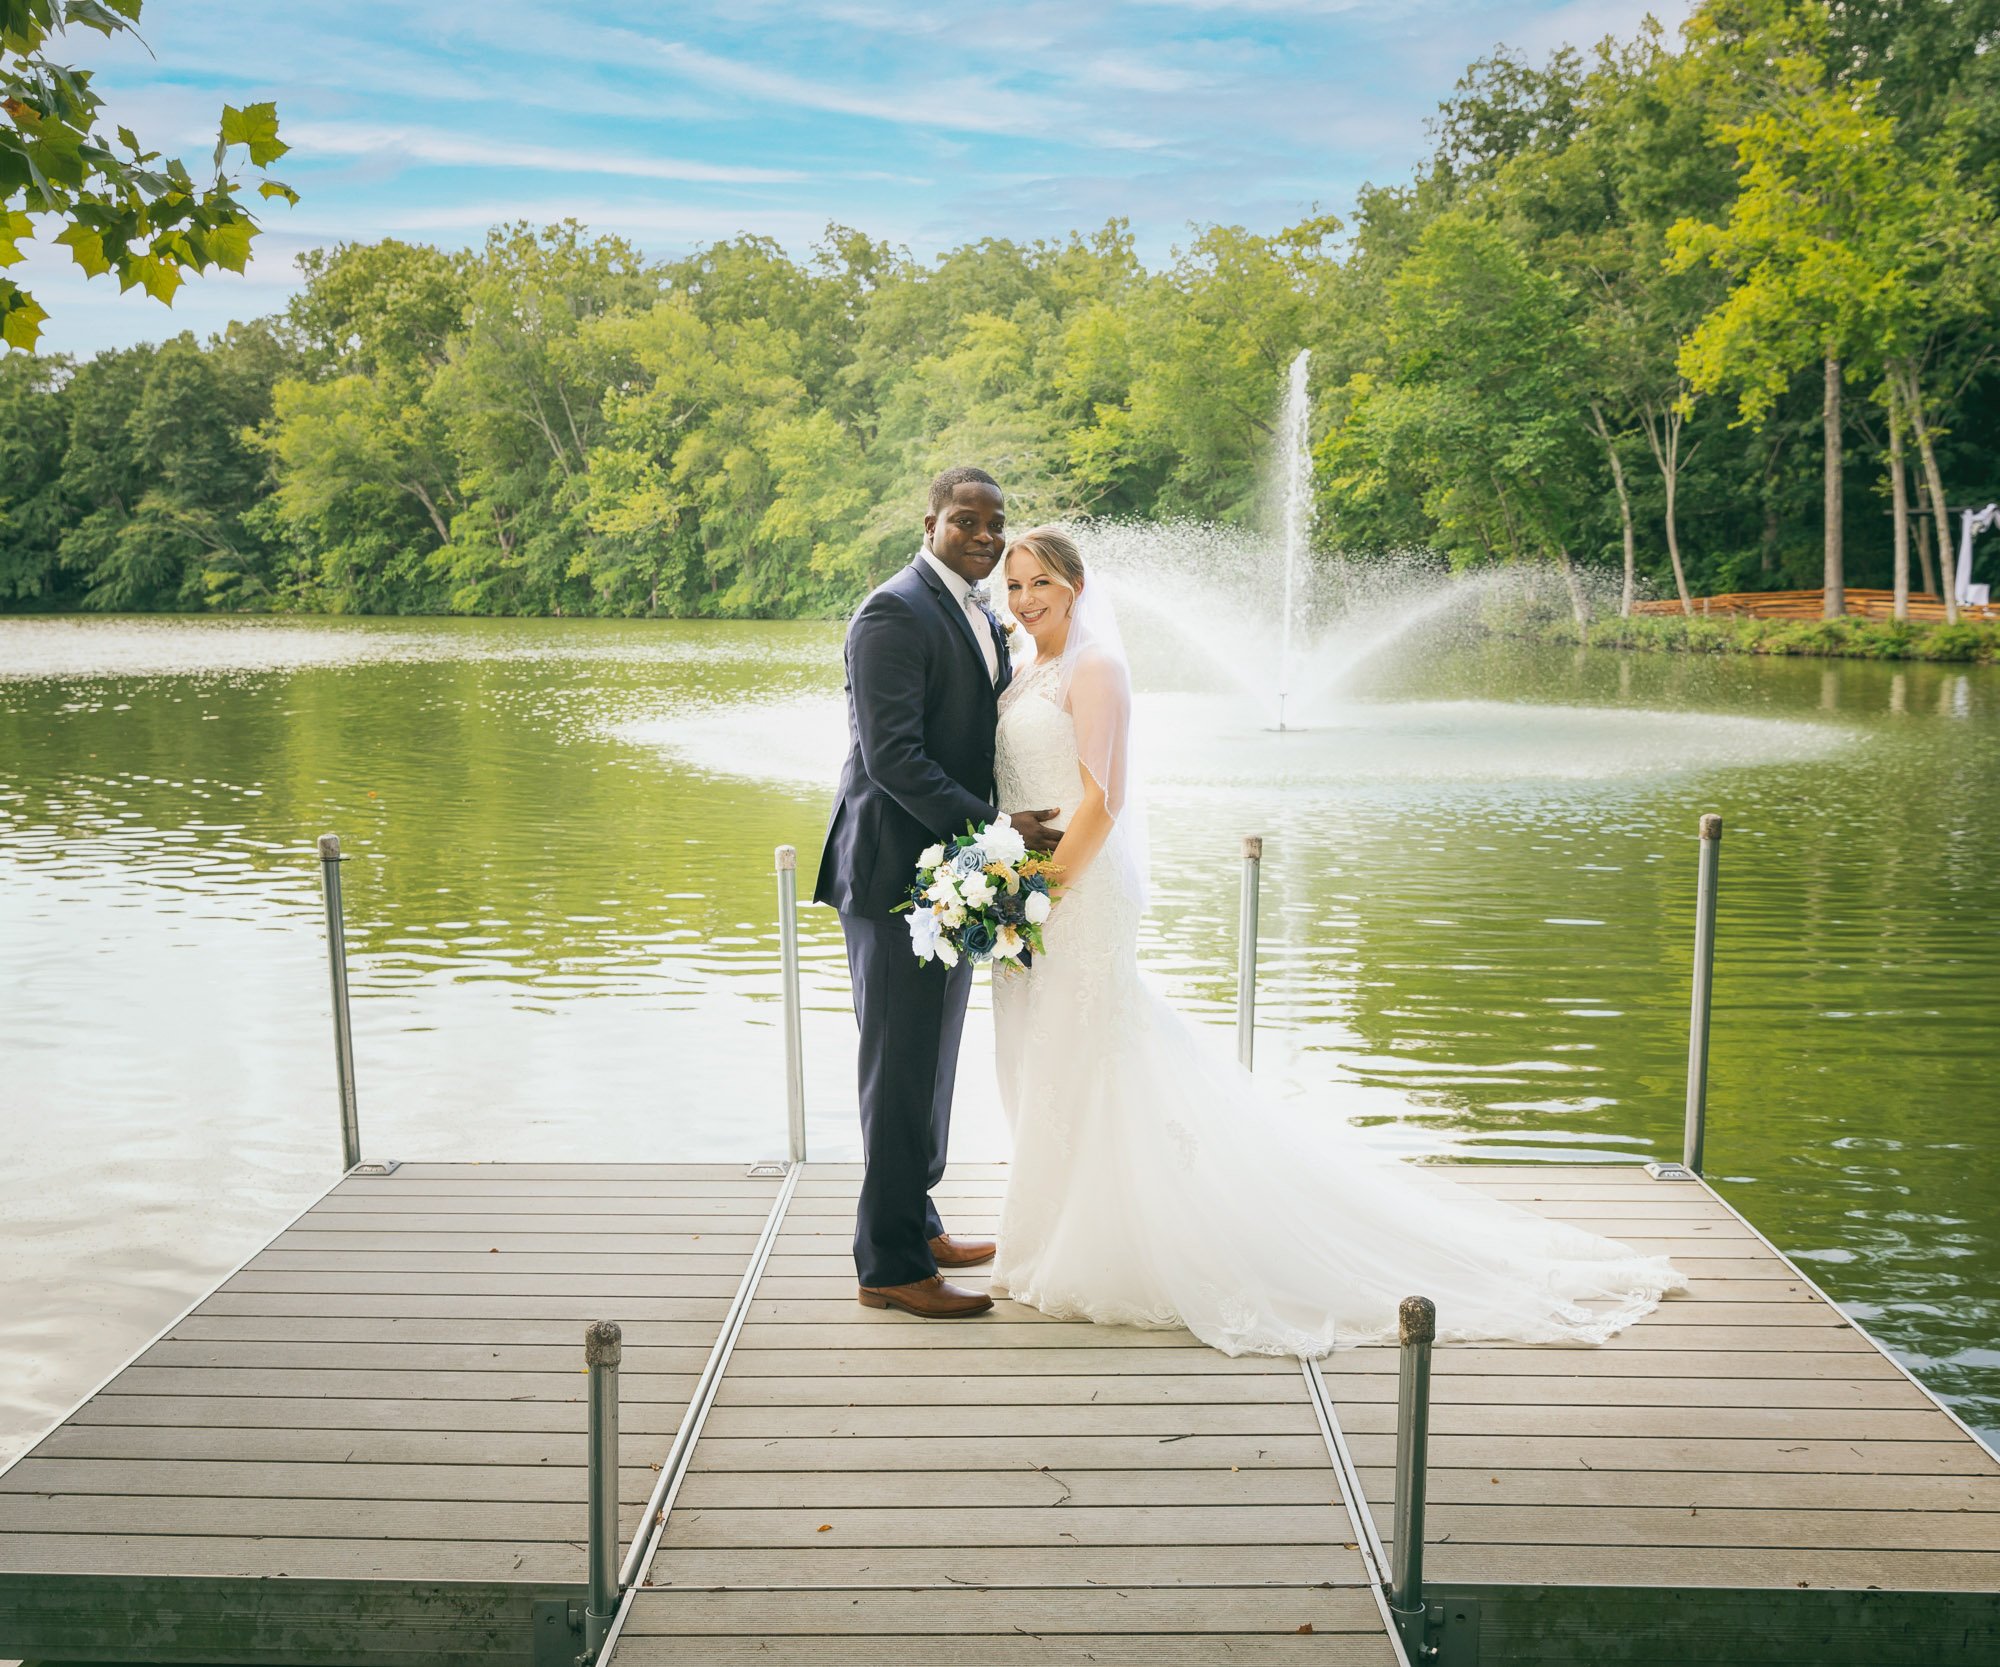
[{"xmin": 988, "ymin": 651, "xmax": 1687, "ymax": 1356}]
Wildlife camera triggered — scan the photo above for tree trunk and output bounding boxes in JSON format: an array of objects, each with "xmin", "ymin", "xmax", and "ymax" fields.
[
  {"xmin": 1590, "ymin": 403, "xmax": 1637, "ymax": 617},
  {"xmin": 407, "ymin": 481, "xmax": 453, "ymax": 547},
  {"xmin": 1886, "ymin": 380, "xmax": 1910, "ymax": 622},
  {"xmin": 1822, "ymin": 356, "xmax": 1845, "ymax": 618},
  {"xmin": 1662, "ymin": 459, "xmax": 1691, "ymax": 616},
  {"xmin": 1898, "ymin": 364, "xmax": 1959, "ymax": 624},
  {"xmin": 1916, "ymin": 506, "xmax": 1939, "ymax": 598},
  {"xmin": 1639, "ymin": 401, "xmax": 1693, "ymax": 613},
  {"xmin": 1555, "ymin": 546, "xmax": 1591, "ymax": 633}
]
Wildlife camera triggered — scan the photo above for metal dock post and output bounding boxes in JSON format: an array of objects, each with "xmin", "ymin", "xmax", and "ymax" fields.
[
  {"xmin": 1236, "ymin": 835, "xmax": 1262, "ymax": 1069},
  {"xmin": 1683, "ymin": 812, "xmax": 1722, "ymax": 1175},
  {"xmin": 584, "ymin": 1319, "xmax": 622, "ymax": 1660},
  {"xmin": 316, "ymin": 833, "xmax": 362, "ymax": 1172},
  {"xmin": 1389, "ymin": 1294, "xmax": 1435, "ymax": 1657},
  {"xmin": 775, "ymin": 844, "xmax": 807, "ymax": 1165}
]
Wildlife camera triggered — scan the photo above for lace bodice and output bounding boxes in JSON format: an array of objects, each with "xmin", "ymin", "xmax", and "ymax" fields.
[{"xmin": 997, "ymin": 656, "xmax": 1085, "ymax": 830}]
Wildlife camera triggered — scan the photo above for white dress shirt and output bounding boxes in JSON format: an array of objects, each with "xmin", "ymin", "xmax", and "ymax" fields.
[{"xmin": 919, "ymin": 545, "xmax": 1001, "ymax": 685}]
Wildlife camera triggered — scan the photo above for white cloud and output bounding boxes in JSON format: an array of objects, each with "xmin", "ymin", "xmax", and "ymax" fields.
[
  {"xmin": 285, "ymin": 122, "xmax": 807, "ymax": 185},
  {"xmin": 512, "ymin": 29, "xmax": 1168, "ymax": 152}
]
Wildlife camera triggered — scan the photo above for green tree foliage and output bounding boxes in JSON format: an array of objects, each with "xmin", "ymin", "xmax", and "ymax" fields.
[
  {"xmin": 1, "ymin": 0, "xmax": 293, "ymax": 349},
  {"xmin": 6, "ymin": 0, "xmax": 1998, "ymax": 620},
  {"xmin": 0, "ymin": 344, "xmax": 69, "ymax": 596}
]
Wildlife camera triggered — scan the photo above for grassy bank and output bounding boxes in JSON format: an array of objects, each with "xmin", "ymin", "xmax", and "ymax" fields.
[{"xmin": 1495, "ymin": 610, "xmax": 2000, "ymax": 663}]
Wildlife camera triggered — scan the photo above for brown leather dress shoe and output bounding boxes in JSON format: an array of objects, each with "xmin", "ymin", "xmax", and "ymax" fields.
[
  {"xmin": 857, "ymin": 1275, "xmax": 994, "ymax": 1318},
  {"xmin": 929, "ymin": 1231, "xmax": 996, "ymax": 1268}
]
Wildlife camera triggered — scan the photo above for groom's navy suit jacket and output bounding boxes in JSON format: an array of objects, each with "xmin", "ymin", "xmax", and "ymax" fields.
[{"xmin": 814, "ymin": 555, "xmax": 1013, "ymax": 917}]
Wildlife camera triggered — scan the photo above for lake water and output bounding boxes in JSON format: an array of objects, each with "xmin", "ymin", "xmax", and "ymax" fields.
[{"xmin": 2, "ymin": 613, "xmax": 1995, "ymax": 1466}]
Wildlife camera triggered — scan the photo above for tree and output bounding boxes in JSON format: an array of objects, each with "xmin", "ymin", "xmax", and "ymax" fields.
[
  {"xmin": 0, "ymin": 344, "xmax": 69, "ymax": 597},
  {"xmin": 1109, "ymin": 218, "xmax": 1342, "ymax": 524},
  {"xmin": 1672, "ymin": 33, "xmax": 2000, "ymax": 621},
  {"xmin": 426, "ymin": 221, "xmax": 653, "ymax": 612},
  {"xmin": 257, "ymin": 240, "xmax": 470, "ymax": 609},
  {"xmin": 2, "ymin": 0, "xmax": 294, "ymax": 350},
  {"xmin": 1333, "ymin": 213, "xmax": 1599, "ymax": 624}
]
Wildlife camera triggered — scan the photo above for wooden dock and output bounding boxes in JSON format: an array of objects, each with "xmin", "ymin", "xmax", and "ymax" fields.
[{"xmin": 3, "ymin": 1159, "xmax": 1997, "ymax": 1665}]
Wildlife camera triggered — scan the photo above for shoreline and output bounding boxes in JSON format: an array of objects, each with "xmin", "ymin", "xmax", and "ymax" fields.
[{"xmin": 1492, "ymin": 611, "xmax": 2000, "ymax": 664}]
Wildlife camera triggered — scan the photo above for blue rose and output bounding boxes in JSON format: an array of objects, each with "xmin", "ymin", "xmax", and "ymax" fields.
[
  {"xmin": 959, "ymin": 917, "xmax": 997, "ymax": 961},
  {"xmin": 1021, "ymin": 872, "xmax": 1050, "ymax": 895},
  {"xmin": 949, "ymin": 845, "xmax": 986, "ymax": 879}
]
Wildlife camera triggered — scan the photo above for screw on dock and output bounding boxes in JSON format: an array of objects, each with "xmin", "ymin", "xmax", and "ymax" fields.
[
  {"xmin": 1389, "ymin": 1294, "xmax": 1436, "ymax": 1658},
  {"xmin": 584, "ymin": 1319, "xmax": 622, "ymax": 1660},
  {"xmin": 1685, "ymin": 813, "xmax": 1722, "ymax": 1175},
  {"xmin": 775, "ymin": 844, "xmax": 807, "ymax": 1166},
  {"xmin": 1236, "ymin": 835, "xmax": 1263, "ymax": 1070},
  {"xmin": 316, "ymin": 833, "xmax": 362, "ymax": 1172}
]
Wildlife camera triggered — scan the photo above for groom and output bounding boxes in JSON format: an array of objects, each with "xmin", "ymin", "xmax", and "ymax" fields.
[{"xmin": 814, "ymin": 466, "xmax": 1058, "ymax": 1319}]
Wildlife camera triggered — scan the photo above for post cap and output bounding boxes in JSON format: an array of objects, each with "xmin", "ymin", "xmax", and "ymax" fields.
[
  {"xmin": 1698, "ymin": 813, "xmax": 1723, "ymax": 841},
  {"xmin": 317, "ymin": 833, "xmax": 343, "ymax": 861},
  {"xmin": 584, "ymin": 1319, "xmax": 622, "ymax": 1366},
  {"xmin": 1242, "ymin": 835, "xmax": 1264, "ymax": 861},
  {"xmin": 1399, "ymin": 1295, "xmax": 1436, "ymax": 1347},
  {"xmin": 775, "ymin": 844, "xmax": 797, "ymax": 871}
]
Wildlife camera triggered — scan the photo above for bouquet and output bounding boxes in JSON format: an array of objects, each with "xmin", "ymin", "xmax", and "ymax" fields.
[{"xmin": 894, "ymin": 819, "xmax": 1061, "ymax": 968}]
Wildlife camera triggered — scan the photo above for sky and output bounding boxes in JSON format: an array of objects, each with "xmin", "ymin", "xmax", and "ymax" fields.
[{"xmin": 17, "ymin": 0, "xmax": 1693, "ymax": 357}]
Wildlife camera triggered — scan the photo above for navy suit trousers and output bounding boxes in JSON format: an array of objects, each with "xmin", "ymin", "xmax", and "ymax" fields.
[{"xmin": 839, "ymin": 908, "xmax": 972, "ymax": 1288}]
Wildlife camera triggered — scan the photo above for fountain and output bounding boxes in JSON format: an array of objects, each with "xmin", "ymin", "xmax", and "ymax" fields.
[
  {"xmin": 1075, "ymin": 348, "xmax": 1526, "ymax": 733},
  {"xmin": 1276, "ymin": 348, "xmax": 1314, "ymax": 731},
  {"xmin": 621, "ymin": 347, "xmax": 1852, "ymax": 792}
]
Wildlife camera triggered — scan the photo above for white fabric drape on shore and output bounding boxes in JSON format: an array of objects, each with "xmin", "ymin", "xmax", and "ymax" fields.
[{"xmin": 1958, "ymin": 504, "xmax": 1999, "ymax": 606}]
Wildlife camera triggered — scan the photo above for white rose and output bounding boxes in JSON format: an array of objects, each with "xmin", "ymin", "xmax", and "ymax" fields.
[
  {"xmin": 917, "ymin": 843, "xmax": 946, "ymax": 872},
  {"xmin": 938, "ymin": 903, "xmax": 966, "ymax": 928},
  {"xmin": 993, "ymin": 925, "xmax": 1024, "ymax": 960},
  {"xmin": 906, "ymin": 906, "xmax": 942, "ymax": 961},
  {"xmin": 1024, "ymin": 889, "xmax": 1052, "ymax": 925},
  {"xmin": 977, "ymin": 819, "xmax": 1027, "ymax": 866},
  {"xmin": 959, "ymin": 872, "xmax": 994, "ymax": 909},
  {"xmin": 925, "ymin": 875, "xmax": 961, "ymax": 908}
]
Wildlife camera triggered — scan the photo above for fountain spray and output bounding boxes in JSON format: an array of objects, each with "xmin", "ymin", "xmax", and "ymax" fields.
[{"xmin": 1277, "ymin": 349, "xmax": 1314, "ymax": 732}]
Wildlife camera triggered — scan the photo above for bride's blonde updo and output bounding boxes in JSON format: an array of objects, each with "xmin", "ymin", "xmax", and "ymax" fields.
[{"xmin": 1005, "ymin": 525, "xmax": 1085, "ymax": 593}]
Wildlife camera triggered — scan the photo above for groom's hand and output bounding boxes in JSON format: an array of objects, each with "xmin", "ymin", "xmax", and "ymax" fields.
[{"xmin": 1010, "ymin": 808, "xmax": 1061, "ymax": 853}]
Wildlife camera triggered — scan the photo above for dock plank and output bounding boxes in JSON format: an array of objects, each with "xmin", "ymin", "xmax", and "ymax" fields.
[{"xmin": 617, "ymin": 1584, "xmax": 1395, "ymax": 1665}]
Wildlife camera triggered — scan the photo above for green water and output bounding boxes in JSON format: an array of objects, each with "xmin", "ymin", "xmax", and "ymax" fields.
[{"xmin": 1, "ymin": 614, "xmax": 1995, "ymax": 1460}]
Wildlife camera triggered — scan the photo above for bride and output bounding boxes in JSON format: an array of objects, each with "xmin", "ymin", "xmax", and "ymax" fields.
[{"xmin": 988, "ymin": 526, "xmax": 1686, "ymax": 1355}]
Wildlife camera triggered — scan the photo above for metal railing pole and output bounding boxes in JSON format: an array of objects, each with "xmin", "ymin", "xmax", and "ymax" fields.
[
  {"xmin": 1236, "ymin": 835, "xmax": 1262, "ymax": 1070},
  {"xmin": 584, "ymin": 1320, "xmax": 622, "ymax": 1659},
  {"xmin": 1685, "ymin": 813, "xmax": 1722, "ymax": 1175},
  {"xmin": 775, "ymin": 845, "xmax": 807, "ymax": 1166},
  {"xmin": 317, "ymin": 833, "xmax": 362, "ymax": 1172},
  {"xmin": 1389, "ymin": 1295, "xmax": 1435, "ymax": 1655}
]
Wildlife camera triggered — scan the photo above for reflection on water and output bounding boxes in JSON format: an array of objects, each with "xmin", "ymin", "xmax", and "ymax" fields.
[{"xmin": 1, "ymin": 617, "xmax": 1996, "ymax": 1463}]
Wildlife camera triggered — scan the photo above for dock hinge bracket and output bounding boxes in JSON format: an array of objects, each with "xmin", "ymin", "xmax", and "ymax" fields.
[
  {"xmin": 532, "ymin": 1595, "xmax": 585, "ymax": 1667},
  {"xmin": 1421, "ymin": 1594, "xmax": 1480, "ymax": 1666}
]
